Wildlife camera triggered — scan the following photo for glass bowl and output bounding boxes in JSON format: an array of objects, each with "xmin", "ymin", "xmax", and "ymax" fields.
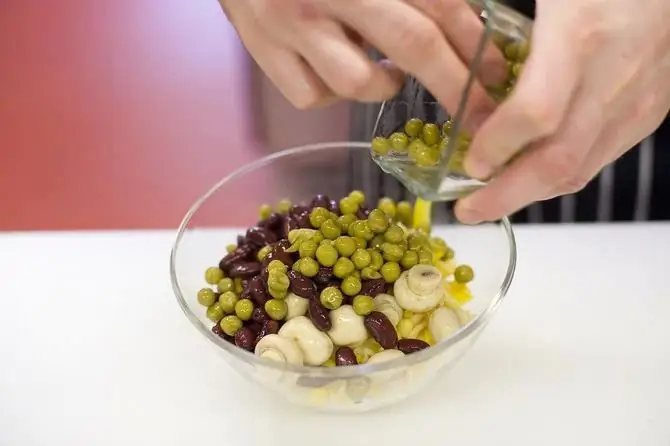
[{"xmin": 170, "ymin": 142, "xmax": 516, "ymax": 413}]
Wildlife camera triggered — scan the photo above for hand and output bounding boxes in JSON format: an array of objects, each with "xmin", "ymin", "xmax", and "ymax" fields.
[
  {"xmin": 456, "ymin": 0, "xmax": 670, "ymax": 223},
  {"xmin": 219, "ymin": 0, "xmax": 507, "ymax": 129}
]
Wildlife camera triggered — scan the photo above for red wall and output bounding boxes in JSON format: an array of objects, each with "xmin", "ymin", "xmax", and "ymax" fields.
[{"xmin": 0, "ymin": 0, "xmax": 271, "ymax": 230}]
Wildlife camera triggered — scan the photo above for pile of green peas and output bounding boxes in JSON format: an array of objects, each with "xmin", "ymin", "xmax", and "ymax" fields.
[{"xmin": 371, "ymin": 37, "xmax": 530, "ymax": 174}]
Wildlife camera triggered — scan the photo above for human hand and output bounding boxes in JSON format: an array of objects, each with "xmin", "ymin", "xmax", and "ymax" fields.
[
  {"xmin": 219, "ymin": 0, "xmax": 507, "ymax": 129},
  {"xmin": 456, "ymin": 0, "xmax": 670, "ymax": 223}
]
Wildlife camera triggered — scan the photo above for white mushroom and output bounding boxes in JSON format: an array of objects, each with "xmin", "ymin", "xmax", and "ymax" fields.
[
  {"xmin": 326, "ymin": 305, "xmax": 367, "ymax": 346},
  {"xmin": 443, "ymin": 294, "xmax": 475, "ymax": 326},
  {"xmin": 254, "ymin": 334, "xmax": 304, "ymax": 365},
  {"xmin": 373, "ymin": 293, "xmax": 403, "ymax": 326},
  {"xmin": 366, "ymin": 349, "xmax": 405, "ymax": 364},
  {"xmin": 278, "ymin": 316, "xmax": 334, "ymax": 366},
  {"xmin": 394, "ymin": 266, "xmax": 444, "ymax": 312},
  {"xmin": 285, "ymin": 292, "xmax": 309, "ymax": 320},
  {"xmin": 428, "ymin": 306, "xmax": 462, "ymax": 343}
]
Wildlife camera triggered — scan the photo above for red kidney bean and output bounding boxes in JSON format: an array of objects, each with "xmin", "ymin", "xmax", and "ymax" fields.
[
  {"xmin": 228, "ymin": 262, "xmax": 262, "ymax": 279},
  {"xmin": 364, "ymin": 311, "xmax": 398, "ymax": 349},
  {"xmin": 246, "ymin": 226, "xmax": 277, "ymax": 247},
  {"xmin": 313, "ymin": 267, "xmax": 334, "ymax": 286},
  {"xmin": 236, "ymin": 235, "xmax": 246, "ymax": 245},
  {"xmin": 356, "ymin": 207, "xmax": 371, "ymax": 219},
  {"xmin": 295, "ymin": 211, "xmax": 312, "ymax": 229},
  {"xmin": 234, "ymin": 326, "xmax": 256, "ymax": 351},
  {"xmin": 335, "ymin": 347, "xmax": 358, "ymax": 366},
  {"xmin": 282, "ymin": 216, "xmax": 300, "ymax": 240},
  {"xmin": 329, "ymin": 199, "xmax": 340, "ymax": 214},
  {"xmin": 288, "ymin": 270, "xmax": 318, "ymax": 299},
  {"xmin": 261, "ymin": 212, "xmax": 283, "ymax": 231},
  {"xmin": 255, "ymin": 320, "xmax": 279, "ymax": 344},
  {"xmin": 211, "ymin": 324, "xmax": 234, "ymax": 343},
  {"xmin": 397, "ymin": 338, "xmax": 430, "ymax": 354},
  {"xmin": 360, "ymin": 278, "xmax": 387, "ymax": 297},
  {"xmin": 311, "ymin": 194, "xmax": 331, "ymax": 210},
  {"xmin": 308, "ymin": 300, "xmax": 332, "ymax": 332},
  {"xmin": 218, "ymin": 245, "xmax": 253, "ymax": 272},
  {"xmin": 252, "ymin": 306, "xmax": 270, "ymax": 323},
  {"xmin": 289, "ymin": 204, "xmax": 310, "ymax": 216},
  {"xmin": 268, "ymin": 240, "xmax": 294, "ymax": 266},
  {"xmin": 247, "ymin": 276, "xmax": 270, "ymax": 305}
]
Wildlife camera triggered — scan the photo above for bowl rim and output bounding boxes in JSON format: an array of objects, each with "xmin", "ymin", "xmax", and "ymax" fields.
[{"xmin": 170, "ymin": 141, "xmax": 517, "ymax": 378}]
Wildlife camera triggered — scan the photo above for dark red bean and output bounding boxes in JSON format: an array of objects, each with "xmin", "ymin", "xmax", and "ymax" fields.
[
  {"xmin": 211, "ymin": 324, "xmax": 234, "ymax": 343},
  {"xmin": 282, "ymin": 216, "xmax": 300, "ymax": 240},
  {"xmin": 295, "ymin": 211, "xmax": 312, "ymax": 229},
  {"xmin": 360, "ymin": 278, "xmax": 387, "ymax": 297},
  {"xmin": 356, "ymin": 207, "xmax": 371, "ymax": 219},
  {"xmin": 228, "ymin": 262, "xmax": 262, "ymax": 279},
  {"xmin": 289, "ymin": 204, "xmax": 310, "ymax": 216},
  {"xmin": 266, "ymin": 240, "xmax": 294, "ymax": 266},
  {"xmin": 311, "ymin": 194, "xmax": 331, "ymax": 210},
  {"xmin": 261, "ymin": 213, "xmax": 283, "ymax": 231},
  {"xmin": 246, "ymin": 226, "xmax": 277, "ymax": 247},
  {"xmin": 308, "ymin": 300, "xmax": 332, "ymax": 332},
  {"xmin": 247, "ymin": 276, "xmax": 270, "ymax": 306},
  {"xmin": 313, "ymin": 267, "xmax": 334, "ymax": 286},
  {"xmin": 252, "ymin": 306, "xmax": 270, "ymax": 323},
  {"xmin": 397, "ymin": 338, "xmax": 430, "ymax": 354},
  {"xmin": 255, "ymin": 320, "xmax": 279, "ymax": 344},
  {"xmin": 364, "ymin": 311, "xmax": 398, "ymax": 349},
  {"xmin": 329, "ymin": 199, "xmax": 340, "ymax": 214},
  {"xmin": 335, "ymin": 347, "xmax": 358, "ymax": 366},
  {"xmin": 218, "ymin": 245, "xmax": 253, "ymax": 272},
  {"xmin": 236, "ymin": 235, "xmax": 246, "ymax": 245},
  {"xmin": 234, "ymin": 327, "xmax": 256, "ymax": 351},
  {"xmin": 288, "ymin": 270, "xmax": 318, "ymax": 299}
]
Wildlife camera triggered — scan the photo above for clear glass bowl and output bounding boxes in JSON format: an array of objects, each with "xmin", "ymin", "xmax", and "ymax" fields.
[{"xmin": 170, "ymin": 142, "xmax": 516, "ymax": 413}]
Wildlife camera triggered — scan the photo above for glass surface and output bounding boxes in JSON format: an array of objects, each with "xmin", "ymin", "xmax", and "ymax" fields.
[
  {"xmin": 371, "ymin": 0, "xmax": 534, "ymax": 201},
  {"xmin": 170, "ymin": 142, "xmax": 516, "ymax": 413}
]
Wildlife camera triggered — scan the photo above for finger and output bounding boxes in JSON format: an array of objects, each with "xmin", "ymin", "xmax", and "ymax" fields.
[
  {"xmin": 288, "ymin": 20, "xmax": 404, "ymax": 102},
  {"xmin": 313, "ymin": 0, "xmax": 497, "ymax": 131},
  {"xmin": 455, "ymin": 88, "xmax": 603, "ymax": 224},
  {"xmin": 234, "ymin": 8, "xmax": 335, "ymax": 109},
  {"xmin": 405, "ymin": 0, "xmax": 508, "ymax": 86},
  {"xmin": 465, "ymin": 4, "xmax": 584, "ymax": 179}
]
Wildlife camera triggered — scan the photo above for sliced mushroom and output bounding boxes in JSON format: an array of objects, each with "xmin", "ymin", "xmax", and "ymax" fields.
[
  {"xmin": 278, "ymin": 316, "xmax": 334, "ymax": 366},
  {"xmin": 327, "ymin": 305, "xmax": 367, "ymax": 346},
  {"xmin": 366, "ymin": 349, "xmax": 405, "ymax": 364},
  {"xmin": 428, "ymin": 306, "xmax": 461, "ymax": 343},
  {"xmin": 285, "ymin": 292, "xmax": 309, "ymax": 320},
  {"xmin": 372, "ymin": 293, "xmax": 403, "ymax": 326},
  {"xmin": 254, "ymin": 334, "xmax": 304, "ymax": 365},
  {"xmin": 394, "ymin": 268, "xmax": 443, "ymax": 312}
]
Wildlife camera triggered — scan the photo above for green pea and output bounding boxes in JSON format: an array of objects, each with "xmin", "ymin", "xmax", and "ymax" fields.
[
  {"xmin": 204, "ymin": 267, "xmax": 224, "ymax": 285},
  {"xmin": 369, "ymin": 234, "xmax": 385, "ymax": 251},
  {"xmin": 429, "ymin": 237, "xmax": 448, "ymax": 254},
  {"xmin": 400, "ymin": 250, "xmax": 419, "ymax": 270},
  {"xmin": 378, "ymin": 197, "xmax": 396, "ymax": 218},
  {"xmin": 381, "ymin": 242, "xmax": 405, "ymax": 262},
  {"xmin": 504, "ymin": 41, "xmax": 520, "ymax": 60},
  {"xmin": 268, "ymin": 271, "xmax": 290, "ymax": 291},
  {"xmin": 265, "ymin": 299, "xmax": 288, "ymax": 320},
  {"xmin": 350, "ymin": 269, "xmax": 361, "ymax": 280},
  {"xmin": 410, "ymin": 144, "xmax": 439, "ymax": 167},
  {"xmin": 218, "ymin": 291, "xmax": 238, "ymax": 314},
  {"xmin": 220, "ymin": 315, "xmax": 243, "ymax": 336},
  {"xmin": 234, "ymin": 298, "xmax": 254, "ymax": 321},
  {"xmin": 216, "ymin": 278, "xmax": 233, "ymax": 294},
  {"xmin": 312, "ymin": 231, "xmax": 324, "ymax": 245},
  {"xmin": 206, "ymin": 302, "xmax": 225, "ymax": 323},
  {"xmin": 442, "ymin": 120, "xmax": 453, "ymax": 137},
  {"xmin": 197, "ymin": 288, "xmax": 217, "ymax": 307},
  {"xmin": 292, "ymin": 258, "xmax": 303, "ymax": 272},
  {"xmin": 300, "ymin": 257, "xmax": 320, "ymax": 278},
  {"xmin": 319, "ymin": 239, "xmax": 334, "ymax": 247},
  {"xmin": 367, "ymin": 208, "xmax": 389, "ymax": 234},
  {"xmin": 389, "ymin": 132, "xmax": 409, "ymax": 151},
  {"xmin": 346, "ymin": 220, "xmax": 361, "ymax": 237},
  {"xmin": 511, "ymin": 62, "xmax": 523, "ymax": 79},
  {"xmin": 309, "ymin": 207, "xmax": 331, "ymax": 229},
  {"xmin": 267, "ymin": 260, "xmax": 287, "ymax": 273},
  {"xmin": 341, "ymin": 276, "xmax": 362, "ymax": 297},
  {"xmin": 368, "ymin": 249, "xmax": 384, "ymax": 270},
  {"xmin": 371, "ymin": 136, "xmax": 390, "ymax": 155},
  {"xmin": 276, "ymin": 199, "xmax": 292, "ymax": 214},
  {"xmin": 339, "ymin": 197, "xmax": 359, "ymax": 215},
  {"xmin": 256, "ymin": 245, "xmax": 272, "ymax": 262},
  {"xmin": 351, "ymin": 248, "xmax": 372, "ymax": 269},
  {"xmin": 268, "ymin": 287, "xmax": 288, "ymax": 300},
  {"xmin": 320, "ymin": 287, "xmax": 344, "ymax": 310},
  {"xmin": 444, "ymin": 246, "xmax": 455, "ymax": 260},
  {"xmin": 315, "ymin": 243, "xmax": 339, "ymax": 267},
  {"xmin": 353, "ymin": 237, "xmax": 367, "ymax": 249},
  {"xmin": 349, "ymin": 190, "xmax": 366, "ymax": 205},
  {"xmin": 408, "ymin": 232, "xmax": 429, "ymax": 250},
  {"xmin": 454, "ymin": 265, "xmax": 474, "ymax": 283},
  {"xmin": 336, "ymin": 214, "xmax": 357, "ymax": 232},
  {"xmin": 418, "ymin": 247, "xmax": 433, "ymax": 265},
  {"xmin": 408, "ymin": 138, "xmax": 428, "ymax": 159},
  {"xmin": 397, "ymin": 201, "xmax": 413, "ymax": 225},
  {"xmin": 404, "ymin": 118, "xmax": 424, "ymax": 138},
  {"xmin": 384, "ymin": 224, "xmax": 405, "ymax": 244},
  {"xmin": 298, "ymin": 239, "xmax": 317, "ymax": 258},
  {"xmin": 361, "ymin": 267, "xmax": 382, "ymax": 280},
  {"xmin": 320, "ymin": 219, "xmax": 342, "ymax": 240},
  {"xmin": 380, "ymin": 262, "xmax": 401, "ymax": 283},
  {"xmin": 352, "ymin": 295, "xmax": 375, "ymax": 316},
  {"xmin": 259, "ymin": 204, "xmax": 272, "ymax": 220},
  {"xmin": 233, "ymin": 278, "xmax": 244, "ymax": 294},
  {"xmin": 352, "ymin": 220, "xmax": 374, "ymax": 241},
  {"xmin": 334, "ymin": 236, "xmax": 357, "ymax": 257},
  {"xmin": 421, "ymin": 123, "xmax": 440, "ymax": 146},
  {"xmin": 333, "ymin": 257, "xmax": 355, "ymax": 279},
  {"xmin": 226, "ymin": 244, "xmax": 237, "ymax": 254}
]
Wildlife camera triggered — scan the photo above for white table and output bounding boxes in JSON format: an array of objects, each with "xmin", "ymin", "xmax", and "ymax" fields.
[{"xmin": 1, "ymin": 225, "xmax": 669, "ymax": 446}]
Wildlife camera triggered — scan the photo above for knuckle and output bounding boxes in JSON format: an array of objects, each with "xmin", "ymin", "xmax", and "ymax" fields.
[
  {"xmin": 515, "ymin": 96, "xmax": 563, "ymax": 137},
  {"xmin": 560, "ymin": 175, "xmax": 591, "ymax": 195},
  {"xmin": 335, "ymin": 67, "xmax": 374, "ymax": 99}
]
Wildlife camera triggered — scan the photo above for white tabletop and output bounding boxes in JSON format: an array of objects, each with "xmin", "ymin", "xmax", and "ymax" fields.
[{"xmin": 1, "ymin": 225, "xmax": 669, "ymax": 446}]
